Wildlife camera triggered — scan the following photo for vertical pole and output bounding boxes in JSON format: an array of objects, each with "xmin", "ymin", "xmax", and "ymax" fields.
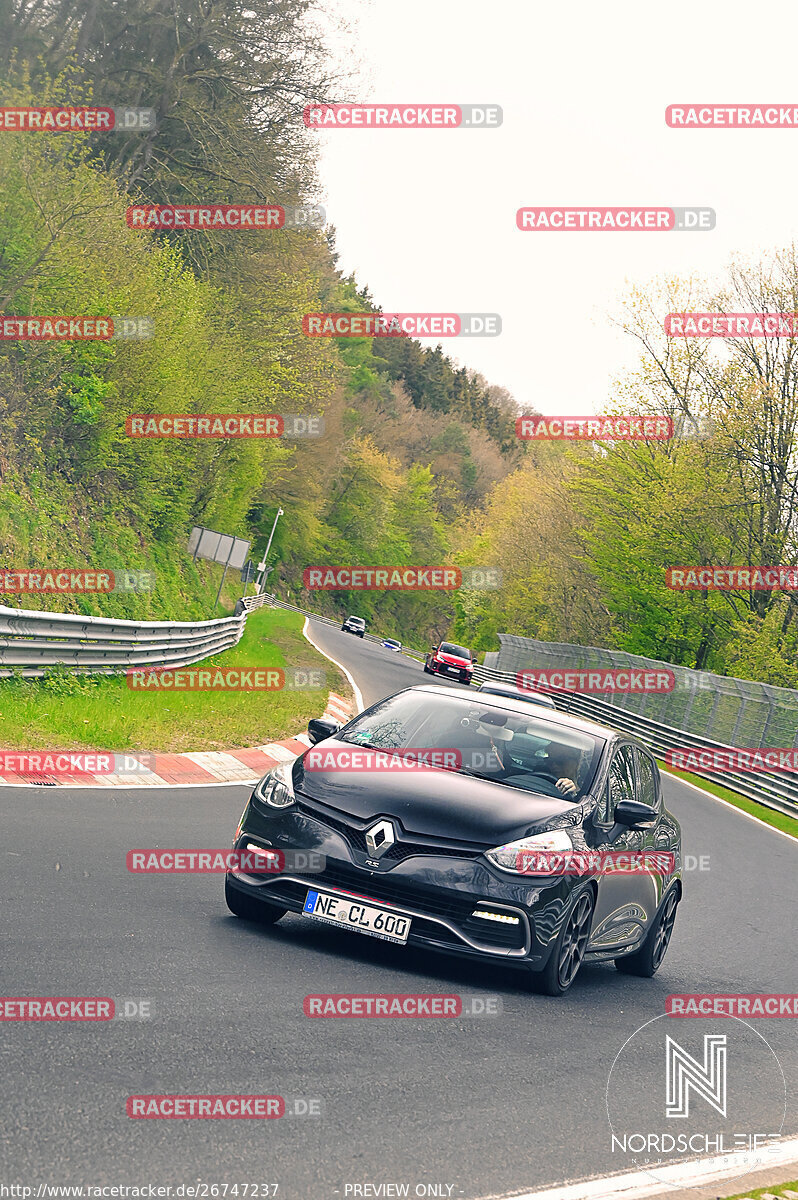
[
  {"xmin": 214, "ymin": 540, "xmax": 236, "ymax": 614},
  {"xmin": 257, "ymin": 507, "xmax": 283, "ymax": 594}
]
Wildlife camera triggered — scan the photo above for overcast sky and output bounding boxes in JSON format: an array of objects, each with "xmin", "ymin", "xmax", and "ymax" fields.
[{"xmin": 312, "ymin": 0, "xmax": 798, "ymax": 414}]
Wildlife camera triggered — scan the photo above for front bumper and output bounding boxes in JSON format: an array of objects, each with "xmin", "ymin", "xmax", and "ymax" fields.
[
  {"xmin": 431, "ymin": 661, "xmax": 472, "ymax": 680},
  {"xmin": 229, "ymin": 795, "xmax": 580, "ymax": 970}
]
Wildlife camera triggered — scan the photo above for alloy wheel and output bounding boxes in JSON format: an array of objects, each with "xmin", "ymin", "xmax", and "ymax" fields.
[
  {"xmin": 652, "ymin": 891, "xmax": 678, "ymax": 970},
  {"xmin": 557, "ymin": 892, "xmax": 593, "ymax": 989}
]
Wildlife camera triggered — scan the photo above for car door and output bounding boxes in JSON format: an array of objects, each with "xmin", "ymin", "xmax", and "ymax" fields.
[
  {"xmin": 587, "ymin": 744, "xmax": 656, "ymax": 955},
  {"xmin": 632, "ymin": 745, "xmax": 679, "ymax": 911}
]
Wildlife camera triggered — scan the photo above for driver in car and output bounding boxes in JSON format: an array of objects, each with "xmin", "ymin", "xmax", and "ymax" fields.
[
  {"xmin": 545, "ymin": 743, "xmax": 581, "ymax": 797},
  {"xmin": 481, "ymin": 722, "xmax": 581, "ymax": 798}
]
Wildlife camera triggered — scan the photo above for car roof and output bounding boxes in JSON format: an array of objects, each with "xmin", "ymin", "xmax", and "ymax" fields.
[
  {"xmin": 478, "ymin": 681, "xmax": 554, "ymax": 700},
  {"xmin": 413, "ymin": 683, "xmax": 620, "ymax": 741}
]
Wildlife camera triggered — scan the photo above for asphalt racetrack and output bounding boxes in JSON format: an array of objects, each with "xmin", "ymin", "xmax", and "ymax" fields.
[{"xmin": 2, "ymin": 620, "xmax": 796, "ymax": 1197}]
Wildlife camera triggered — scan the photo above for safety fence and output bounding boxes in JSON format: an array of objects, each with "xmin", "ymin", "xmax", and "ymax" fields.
[{"xmin": 476, "ymin": 636, "xmax": 798, "ymax": 820}]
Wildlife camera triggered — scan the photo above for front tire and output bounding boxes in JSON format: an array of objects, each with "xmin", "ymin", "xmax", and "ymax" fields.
[
  {"xmin": 358, "ymin": 631, "xmax": 364, "ymax": 638},
  {"xmin": 225, "ymin": 877, "xmax": 287, "ymax": 924},
  {"xmin": 615, "ymin": 888, "xmax": 679, "ymax": 977},
  {"xmin": 528, "ymin": 886, "xmax": 595, "ymax": 996}
]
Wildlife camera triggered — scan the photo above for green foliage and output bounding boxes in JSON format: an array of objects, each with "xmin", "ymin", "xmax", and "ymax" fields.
[{"xmin": 0, "ymin": 9, "xmax": 519, "ymax": 655}]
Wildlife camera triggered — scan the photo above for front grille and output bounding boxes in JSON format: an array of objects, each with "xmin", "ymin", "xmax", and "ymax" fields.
[
  {"xmin": 295, "ymin": 794, "xmax": 485, "ymax": 863},
  {"xmin": 307, "ymin": 861, "xmax": 475, "ymax": 922}
]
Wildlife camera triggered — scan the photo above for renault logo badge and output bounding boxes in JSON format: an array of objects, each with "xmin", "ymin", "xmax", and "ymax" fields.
[{"xmin": 365, "ymin": 819, "xmax": 395, "ymax": 858}]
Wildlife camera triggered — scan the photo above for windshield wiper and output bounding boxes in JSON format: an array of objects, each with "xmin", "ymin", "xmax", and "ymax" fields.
[{"xmin": 456, "ymin": 766, "xmax": 506, "ymax": 783}]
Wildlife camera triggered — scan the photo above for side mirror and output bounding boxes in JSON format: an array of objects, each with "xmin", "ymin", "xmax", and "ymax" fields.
[
  {"xmin": 614, "ymin": 799, "xmax": 657, "ymax": 829},
  {"xmin": 307, "ymin": 717, "xmax": 341, "ymax": 744}
]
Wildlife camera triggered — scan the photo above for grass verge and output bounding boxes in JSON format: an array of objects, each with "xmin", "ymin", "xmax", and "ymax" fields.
[
  {"xmin": 657, "ymin": 759, "xmax": 798, "ymax": 841},
  {"xmin": 718, "ymin": 1179, "xmax": 797, "ymax": 1199},
  {"xmin": 0, "ymin": 607, "xmax": 349, "ymax": 753}
]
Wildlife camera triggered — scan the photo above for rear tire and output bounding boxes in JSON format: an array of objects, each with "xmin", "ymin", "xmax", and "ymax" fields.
[
  {"xmin": 528, "ymin": 886, "xmax": 595, "ymax": 996},
  {"xmin": 615, "ymin": 888, "xmax": 679, "ymax": 977},
  {"xmin": 225, "ymin": 877, "xmax": 287, "ymax": 924}
]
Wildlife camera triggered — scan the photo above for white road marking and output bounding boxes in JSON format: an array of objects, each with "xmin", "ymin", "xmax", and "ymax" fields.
[
  {"xmin": 302, "ymin": 617, "xmax": 364, "ymax": 712},
  {"xmin": 477, "ymin": 1135, "xmax": 798, "ymax": 1200},
  {"xmin": 661, "ymin": 766, "xmax": 798, "ymax": 845}
]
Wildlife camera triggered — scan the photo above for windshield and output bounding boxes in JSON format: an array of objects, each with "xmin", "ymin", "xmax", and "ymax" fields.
[
  {"xmin": 439, "ymin": 643, "xmax": 470, "ymax": 659},
  {"xmin": 340, "ymin": 690, "xmax": 604, "ymax": 801}
]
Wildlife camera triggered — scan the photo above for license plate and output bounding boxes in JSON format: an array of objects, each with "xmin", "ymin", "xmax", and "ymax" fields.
[{"xmin": 302, "ymin": 889, "xmax": 412, "ymax": 944}]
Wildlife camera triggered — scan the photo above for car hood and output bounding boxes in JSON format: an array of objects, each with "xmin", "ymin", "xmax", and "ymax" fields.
[
  {"xmin": 294, "ymin": 739, "xmax": 575, "ymax": 843},
  {"xmin": 437, "ymin": 653, "xmax": 470, "ymax": 665}
]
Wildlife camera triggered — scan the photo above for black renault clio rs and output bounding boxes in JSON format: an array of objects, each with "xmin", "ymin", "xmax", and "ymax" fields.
[{"xmin": 225, "ymin": 685, "xmax": 682, "ymax": 994}]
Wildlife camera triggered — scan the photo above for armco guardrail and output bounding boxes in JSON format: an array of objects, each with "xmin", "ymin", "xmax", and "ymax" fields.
[
  {"xmin": 0, "ymin": 602, "xmax": 250, "ymax": 677},
  {"xmin": 470, "ymin": 663, "xmax": 798, "ymax": 821}
]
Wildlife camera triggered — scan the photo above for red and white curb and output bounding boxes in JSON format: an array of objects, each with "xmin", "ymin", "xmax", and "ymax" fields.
[{"xmin": 0, "ymin": 692, "xmax": 354, "ymax": 789}]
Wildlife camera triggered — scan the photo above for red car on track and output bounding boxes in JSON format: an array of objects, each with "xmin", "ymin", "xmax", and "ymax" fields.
[{"xmin": 423, "ymin": 640, "xmax": 474, "ymax": 685}]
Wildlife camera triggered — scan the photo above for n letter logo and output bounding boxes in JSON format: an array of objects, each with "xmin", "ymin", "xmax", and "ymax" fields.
[{"xmin": 665, "ymin": 1035, "xmax": 727, "ymax": 1118}]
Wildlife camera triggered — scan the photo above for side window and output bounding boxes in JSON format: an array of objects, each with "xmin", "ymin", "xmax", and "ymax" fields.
[
  {"xmin": 634, "ymin": 748, "xmax": 660, "ymax": 810},
  {"xmin": 600, "ymin": 745, "xmax": 636, "ymax": 823}
]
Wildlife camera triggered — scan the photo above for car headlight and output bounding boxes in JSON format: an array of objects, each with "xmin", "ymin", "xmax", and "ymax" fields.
[
  {"xmin": 485, "ymin": 829, "xmax": 573, "ymax": 874},
  {"xmin": 253, "ymin": 762, "xmax": 295, "ymax": 809}
]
